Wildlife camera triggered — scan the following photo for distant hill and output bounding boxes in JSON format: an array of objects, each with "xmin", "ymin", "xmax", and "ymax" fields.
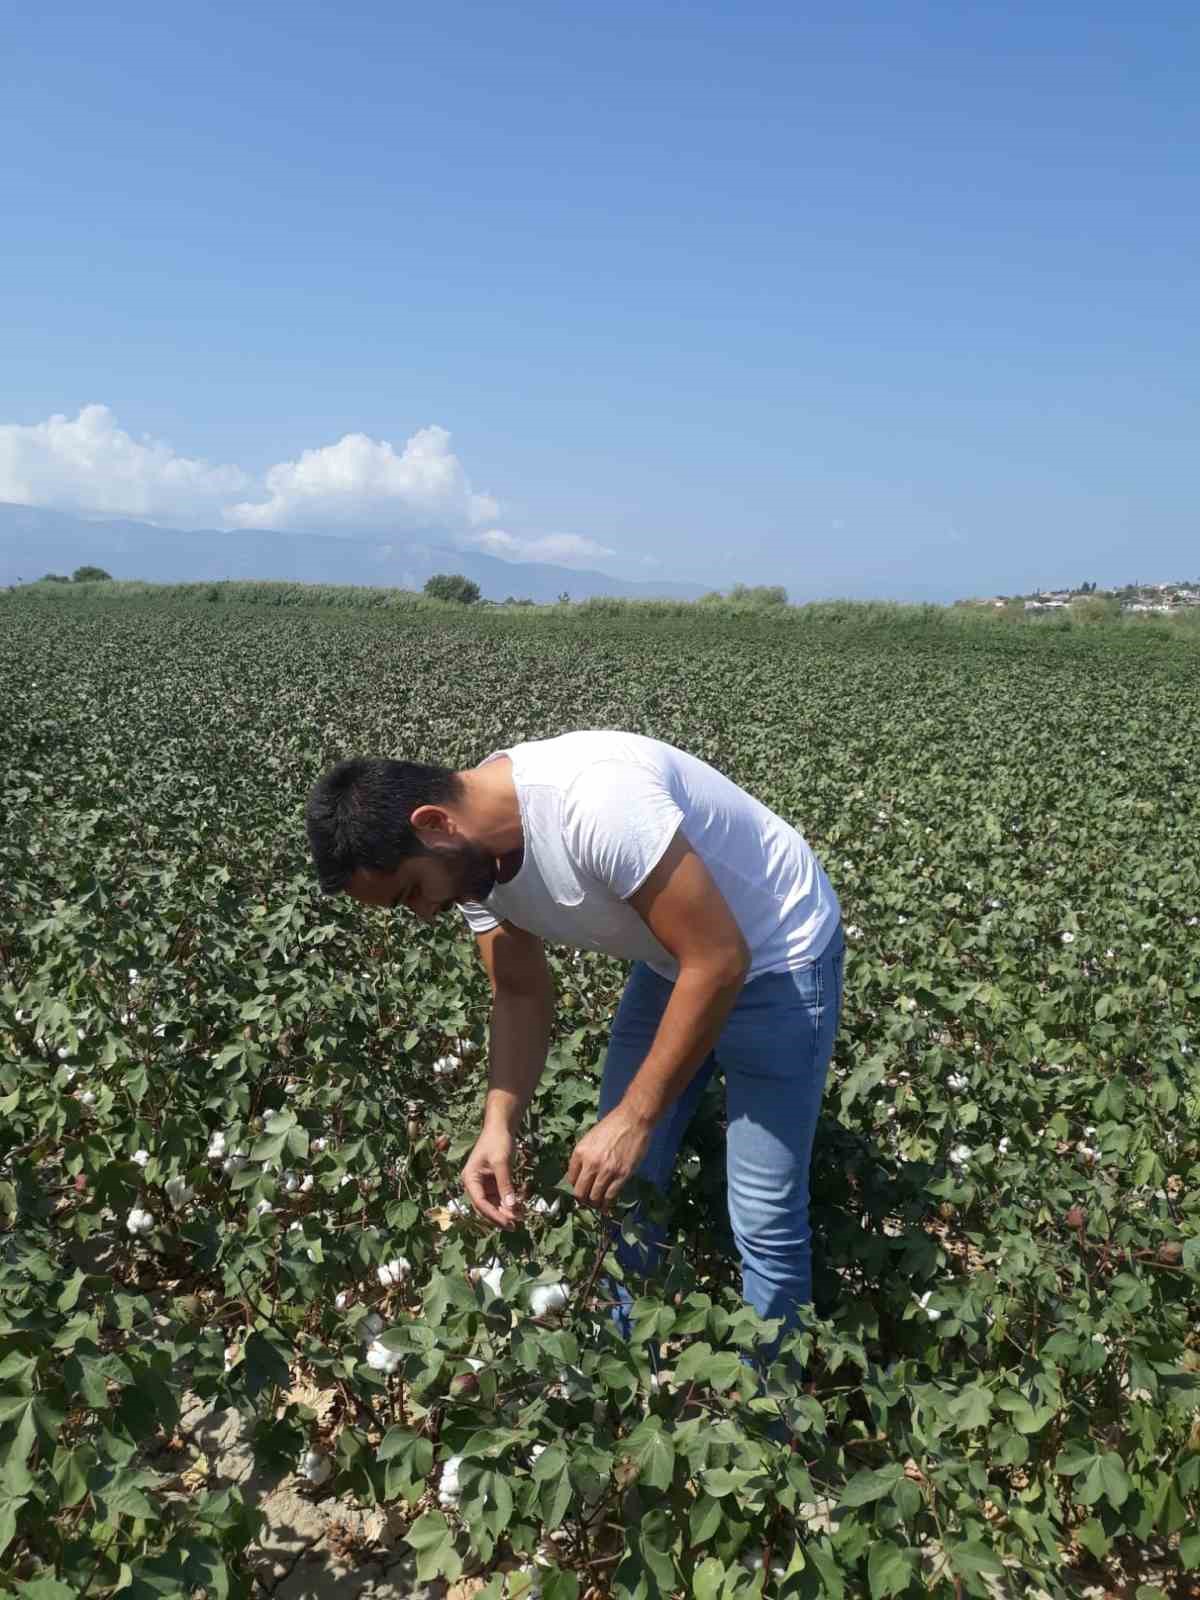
[{"xmin": 0, "ymin": 502, "xmax": 706, "ymax": 604}]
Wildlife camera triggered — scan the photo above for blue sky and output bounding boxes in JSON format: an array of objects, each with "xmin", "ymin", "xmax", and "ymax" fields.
[{"xmin": 2, "ymin": 0, "xmax": 1197, "ymax": 599}]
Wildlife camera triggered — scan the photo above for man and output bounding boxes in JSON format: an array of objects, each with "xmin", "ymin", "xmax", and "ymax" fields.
[{"xmin": 305, "ymin": 730, "xmax": 843, "ymax": 1349}]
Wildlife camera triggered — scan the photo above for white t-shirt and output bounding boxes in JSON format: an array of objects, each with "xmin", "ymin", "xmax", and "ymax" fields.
[{"xmin": 459, "ymin": 731, "xmax": 839, "ymax": 982}]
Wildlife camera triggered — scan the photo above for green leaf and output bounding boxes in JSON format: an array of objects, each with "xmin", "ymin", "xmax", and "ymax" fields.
[
  {"xmin": 692, "ymin": 1556, "xmax": 727, "ymax": 1600},
  {"xmin": 242, "ymin": 1330, "xmax": 290, "ymax": 1398},
  {"xmin": 624, "ymin": 1416, "xmax": 675, "ymax": 1491},
  {"xmin": 404, "ymin": 1510, "xmax": 463, "ymax": 1583},
  {"xmin": 1080, "ymin": 1451, "xmax": 1132, "ymax": 1509},
  {"xmin": 868, "ymin": 1540, "xmax": 915, "ymax": 1599},
  {"xmin": 838, "ymin": 1463, "xmax": 905, "ymax": 1507}
]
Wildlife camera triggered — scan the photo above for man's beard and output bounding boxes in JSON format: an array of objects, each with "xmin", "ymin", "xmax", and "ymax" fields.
[{"xmin": 449, "ymin": 839, "xmax": 498, "ymax": 904}]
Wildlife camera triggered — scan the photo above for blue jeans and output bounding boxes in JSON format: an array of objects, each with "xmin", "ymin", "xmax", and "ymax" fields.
[{"xmin": 599, "ymin": 927, "xmax": 844, "ymax": 1353}]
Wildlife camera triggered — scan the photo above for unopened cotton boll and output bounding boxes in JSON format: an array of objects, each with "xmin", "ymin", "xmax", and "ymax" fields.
[
  {"xmin": 366, "ymin": 1339, "xmax": 401, "ymax": 1374},
  {"xmin": 126, "ymin": 1207, "xmax": 154, "ymax": 1235},
  {"xmin": 377, "ymin": 1257, "xmax": 411, "ymax": 1287},
  {"xmin": 529, "ymin": 1282, "xmax": 570, "ymax": 1315},
  {"xmin": 300, "ymin": 1448, "xmax": 332, "ymax": 1485}
]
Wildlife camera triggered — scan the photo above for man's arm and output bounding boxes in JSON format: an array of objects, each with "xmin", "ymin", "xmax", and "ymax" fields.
[
  {"xmin": 461, "ymin": 922, "xmax": 554, "ymax": 1228},
  {"xmin": 566, "ymin": 828, "xmax": 750, "ymax": 1207}
]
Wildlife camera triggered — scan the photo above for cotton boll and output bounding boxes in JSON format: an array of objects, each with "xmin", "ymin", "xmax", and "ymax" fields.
[
  {"xmin": 132, "ymin": 1149, "xmax": 150, "ymax": 1168},
  {"xmin": 946, "ymin": 1073, "xmax": 968, "ymax": 1093},
  {"xmin": 949, "ymin": 1145, "xmax": 972, "ymax": 1168},
  {"xmin": 300, "ymin": 1174, "xmax": 314, "ymax": 1192},
  {"xmin": 222, "ymin": 1150, "xmax": 248, "ymax": 1176},
  {"xmin": 438, "ymin": 1454, "xmax": 463, "ymax": 1507},
  {"xmin": 916, "ymin": 1291, "xmax": 941, "ymax": 1322},
  {"xmin": 223, "ymin": 1344, "xmax": 238, "ymax": 1371},
  {"xmin": 530, "ymin": 1197, "xmax": 561, "ymax": 1218},
  {"xmin": 207, "ymin": 1132, "xmax": 227, "ymax": 1159},
  {"xmin": 312, "ymin": 1137, "xmax": 327, "ymax": 1152},
  {"xmin": 432, "ymin": 1055, "xmax": 461, "ymax": 1075},
  {"xmin": 335, "ymin": 1291, "xmax": 351, "ymax": 1310},
  {"xmin": 377, "ymin": 1257, "xmax": 411, "ymax": 1288},
  {"xmin": 165, "ymin": 1175, "xmax": 193, "ymax": 1209},
  {"xmin": 529, "ymin": 1282, "xmax": 570, "ymax": 1315},
  {"xmin": 366, "ymin": 1339, "xmax": 401, "ymax": 1374},
  {"xmin": 281, "ymin": 1170, "xmax": 300, "ymax": 1193},
  {"xmin": 255, "ymin": 1199, "xmax": 274, "ymax": 1217},
  {"xmin": 78, "ymin": 1090, "xmax": 96, "ymax": 1108},
  {"xmin": 126, "ymin": 1207, "xmax": 154, "ymax": 1235},
  {"xmin": 300, "ymin": 1448, "xmax": 332, "ymax": 1486}
]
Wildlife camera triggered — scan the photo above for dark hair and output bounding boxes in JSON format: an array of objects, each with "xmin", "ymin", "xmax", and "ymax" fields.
[{"xmin": 304, "ymin": 757, "xmax": 463, "ymax": 894}]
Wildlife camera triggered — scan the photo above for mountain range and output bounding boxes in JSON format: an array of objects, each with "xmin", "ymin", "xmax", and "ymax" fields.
[{"xmin": 0, "ymin": 502, "xmax": 706, "ymax": 604}]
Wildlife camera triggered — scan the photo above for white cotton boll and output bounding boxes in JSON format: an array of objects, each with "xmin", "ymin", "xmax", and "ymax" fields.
[
  {"xmin": 366, "ymin": 1338, "xmax": 401, "ymax": 1374},
  {"xmin": 377, "ymin": 1257, "xmax": 411, "ymax": 1287},
  {"xmin": 281, "ymin": 1170, "xmax": 300, "ymax": 1193},
  {"xmin": 78, "ymin": 1090, "xmax": 96, "ymax": 1108},
  {"xmin": 916, "ymin": 1291, "xmax": 941, "ymax": 1322},
  {"xmin": 165, "ymin": 1175, "xmax": 193, "ymax": 1209},
  {"xmin": 438, "ymin": 1454, "xmax": 463, "ymax": 1505},
  {"xmin": 300, "ymin": 1174, "xmax": 314, "ymax": 1192},
  {"xmin": 530, "ymin": 1196, "xmax": 561, "ymax": 1218},
  {"xmin": 255, "ymin": 1199, "xmax": 274, "ymax": 1216},
  {"xmin": 312, "ymin": 1137, "xmax": 326, "ymax": 1152},
  {"xmin": 1060, "ymin": 932, "xmax": 1075, "ymax": 945},
  {"xmin": 949, "ymin": 1145, "xmax": 972, "ymax": 1168},
  {"xmin": 222, "ymin": 1150, "xmax": 248, "ymax": 1176},
  {"xmin": 478, "ymin": 1263, "xmax": 505, "ymax": 1298},
  {"xmin": 335, "ymin": 1291, "xmax": 351, "ymax": 1310},
  {"xmin": 132, "ymin": 1149, "xmax": 150, "ymax": 1168},
  {"xmin": 947, "ymin": 1073, "xmax": 968, "ymax": 1092},
  {"xmin": 432, "ymin": 1054, "xmax": 461, "ymax": 1075},
  {"xmin": 448, "ymin": 1197, "xmax": 470, "ymax": 1215},
  {"xmin": 128, "ymin": 968, "xmax": 140, "ymax": 984},
  {"xmin": 224, "ymin": 1344, "xmax": 238, "ymax": 1371},
  {"xmin": 846, "ymin": 924, "xmax": 863, "ymax": 939},
  {"xmin": 207, "ymin": 1132, "xmax": 227, "ymax": 1159},
  {"xmin": 997, "ymin": 1136, "xmax": 1010, "ymax": 1155},
  {"xmin": 300, "ymin": 1448, "xmax": 332, "ymax": 1485},
  {"xmin": 529, "ymin": 1282, "xmax": 570, "ymax": 1315},
  {"xmin": 126, "ymin": 1207, "xmax": 154, "ymax": 1235}
]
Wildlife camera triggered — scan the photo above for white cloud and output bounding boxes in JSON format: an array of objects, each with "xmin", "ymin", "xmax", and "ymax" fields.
[
  {"xmin": 225, "ymin": 425, "xmax": 498, "ymax": 533},
  {"xmin": 463, "ymin": 528, "xmax": 615, "ymax": 566},
  {"xmin": 0, "ymin": 406, "xmax": 633, "ymax": 571},
  {"xmin": 0, "ymin": 404, "xmax": 249, "ymax": 523}
]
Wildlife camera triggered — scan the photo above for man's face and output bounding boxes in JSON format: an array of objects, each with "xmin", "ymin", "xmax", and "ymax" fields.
[{"xmin": 347, "ymin": 838, "xmax": 497, "ymax": 924}]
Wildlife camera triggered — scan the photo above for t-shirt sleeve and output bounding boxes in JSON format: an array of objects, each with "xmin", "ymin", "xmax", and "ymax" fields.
[
  {"xmin": 458, "ymin": 900, "xmax": 500, "ymax": 937},
  {"xmin": 562, "ymin": 760, "xmax": 684, "ymax": 899}
]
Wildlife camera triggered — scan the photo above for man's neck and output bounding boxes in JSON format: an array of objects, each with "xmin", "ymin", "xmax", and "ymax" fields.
[{"xmin": 458, "ymin": 755, "xmax": 524, "ymax": 859}]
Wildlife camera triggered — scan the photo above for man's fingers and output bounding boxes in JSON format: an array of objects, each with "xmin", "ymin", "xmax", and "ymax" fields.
[{"xmin": 462, "ymin": 1166, "xmax": 513, "ymax": 1230}]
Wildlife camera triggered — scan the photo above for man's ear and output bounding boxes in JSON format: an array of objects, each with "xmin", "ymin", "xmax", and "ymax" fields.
[{"xmin": 409, "ymin": 804, "xmax": 456, "ymax": 841}]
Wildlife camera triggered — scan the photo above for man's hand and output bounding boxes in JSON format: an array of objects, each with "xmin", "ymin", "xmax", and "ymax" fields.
[
  {"xmin": 566, "ymin": 1104, "xmax": 653, "ymax": 1209},
  {"xmin": 462, "ymin": 1128, "xmax": 521, "ymax": 1230}
]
